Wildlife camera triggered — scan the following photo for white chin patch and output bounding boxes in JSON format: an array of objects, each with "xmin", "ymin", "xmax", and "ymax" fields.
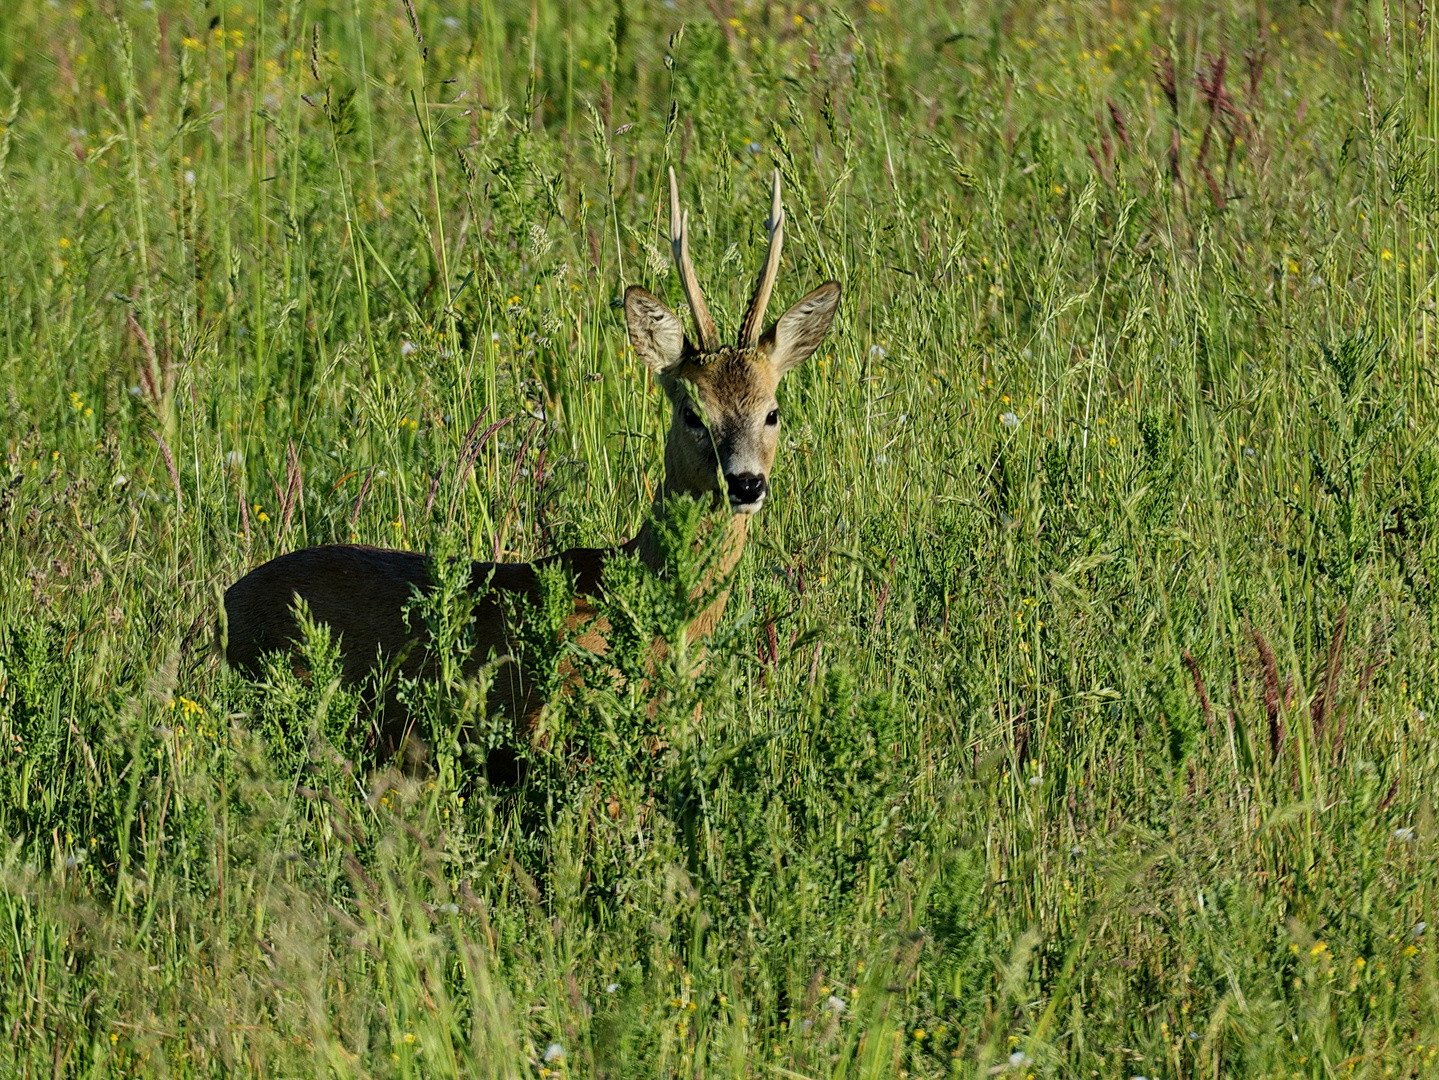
[{"xmin": 729, "ymin": 495, "xmax": 766, "ymax": 514}]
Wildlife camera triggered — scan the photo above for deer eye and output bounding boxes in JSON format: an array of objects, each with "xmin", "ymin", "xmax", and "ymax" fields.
[
  {"xmin": 765, "ymin": 409, "xmax": 779, "ymax": 427},
  {"xmin": 681, "ymin": 405, "xmax": 704, "ymax": 429}
]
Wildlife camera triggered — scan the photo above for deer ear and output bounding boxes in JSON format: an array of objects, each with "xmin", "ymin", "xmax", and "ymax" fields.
[
  {"xmin": 625, "ymin": 286, "xmax": 687, "ymax": 375},
  {"xmin": 761, "ymin": 281, "xmax": 841, "ymax": 374}
]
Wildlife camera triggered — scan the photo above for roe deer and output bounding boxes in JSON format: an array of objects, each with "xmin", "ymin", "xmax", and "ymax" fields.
[{"xmin": 223, "ymin": 169, "xmax": 840, "ymax": 755}]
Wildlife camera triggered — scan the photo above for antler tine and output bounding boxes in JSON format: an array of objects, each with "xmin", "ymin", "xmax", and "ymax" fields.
[
  {"xmin": 738, "ymin": 169, "xmax": 784, "ymax": 349},
  {"xmin": 668, "ymin": 167, "xmax": 719, "ymax": 352}
]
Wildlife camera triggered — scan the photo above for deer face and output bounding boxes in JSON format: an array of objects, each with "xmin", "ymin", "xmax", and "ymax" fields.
[
  {"xmin": 623, "ymin": 168, "xmax": 841, "ymax": 515},
  {"xmin": 625, "ymin": 284, "xmax": 841, "ymax": 513}
]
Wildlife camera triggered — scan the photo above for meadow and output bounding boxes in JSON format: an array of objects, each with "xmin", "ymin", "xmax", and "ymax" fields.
[{"xmin": 1, "ymin": 0, "xmax": 1437, "ymax": 1075}]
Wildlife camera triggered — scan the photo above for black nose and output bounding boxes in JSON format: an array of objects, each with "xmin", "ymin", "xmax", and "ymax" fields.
[{"xmin": 726, "ymin": 472, "xmax": 767, "ymax": 504}]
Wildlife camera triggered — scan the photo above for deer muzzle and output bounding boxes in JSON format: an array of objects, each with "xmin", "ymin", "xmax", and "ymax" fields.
[{"xmin": 726, "ymin": 471, "xmax": 767, "ymax": 511}]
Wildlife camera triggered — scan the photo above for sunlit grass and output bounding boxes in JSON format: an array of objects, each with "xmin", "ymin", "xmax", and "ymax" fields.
[{"xmin": 1, "ymin": 0, "xmax": 1437, "ymax": 1076}]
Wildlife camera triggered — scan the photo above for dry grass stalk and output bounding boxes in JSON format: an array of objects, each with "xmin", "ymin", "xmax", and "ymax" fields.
[
  {"xmin": 1181, "ymin": 648, "xmax": 1213, "ymax": 732},
  {"xmin": 150, "ymin": 428, "xmax": 183, "ymax": 511},
  {"xmin": 1250, "ymin": 627, "xmax": 1284, "ymax": 761}
]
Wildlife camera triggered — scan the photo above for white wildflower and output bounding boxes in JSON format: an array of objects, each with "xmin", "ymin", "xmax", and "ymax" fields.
[{"xmin": 543, "ymin": 1042, "xmax": 565, "ymax": 1063}]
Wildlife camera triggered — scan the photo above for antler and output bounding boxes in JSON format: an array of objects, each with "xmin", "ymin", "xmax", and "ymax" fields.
[
  {"xmin": 669, "ymin": 167, "xmax": 720, "ymax": 352},
  {"xmin": 738, "ymin": 169, "xmax": 784, "ymax": 349}
]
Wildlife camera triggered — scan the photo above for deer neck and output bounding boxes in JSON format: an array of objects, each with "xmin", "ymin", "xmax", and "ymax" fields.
[
  {"xmin": 686, "ymin": 509, "xmax": 748, "ymax": 641},
  {"xmin": 622, "ymin": 493, "xmax": 751, "ymax": 645}
]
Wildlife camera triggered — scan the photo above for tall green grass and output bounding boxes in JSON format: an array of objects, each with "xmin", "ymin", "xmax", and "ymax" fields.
[{"xmin": 2, "ymin": 0, "xmax": 1438, "ymax": 1075}]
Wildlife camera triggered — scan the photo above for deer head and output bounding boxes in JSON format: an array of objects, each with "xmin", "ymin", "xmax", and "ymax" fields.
[{"xmin": 625, "ymin": 168, "xmax": 841, "ymax": 514}]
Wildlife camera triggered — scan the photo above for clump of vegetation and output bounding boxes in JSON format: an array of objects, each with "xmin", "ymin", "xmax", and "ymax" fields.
[{"xmin": 1, "ymin": 0, "xmax": 1436, "ymax": 1075}]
